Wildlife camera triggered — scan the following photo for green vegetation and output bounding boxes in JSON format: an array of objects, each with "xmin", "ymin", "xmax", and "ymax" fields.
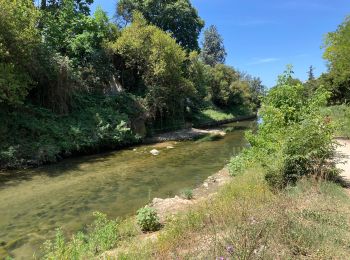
[
  {"xmin": 230, "ymin": 66, "xmax": 336, "ymax": 188},
  {"xmin": 201, "ymin": 25, "xmax": 227, "ymax": 67},
  {"xmin": 116, "ymin": 0, "xmax": 204, "ymax": 51},
  {"xmin": 0, "ymin": 0, "xmax": 263, "ymax": 169},
  {"xmin": 322, "ymin": 105, "xmax": 350, "ymax": 138},
  {"xmin": 42, "ymin": 212, "xmax": 138, "ymax": 259},
  {"xmin": 180, "ymin": 188, "xmax": 193, "ymax": 200},
  {"xmin": 136, "ymin": 206, "xmax": 160, "ymax": 232},
  {"xmin": 0, "ymin": 93, "xmax": 140, "ymax": 168},
  {"xmin": 322, "ymin": 16, "xmax": 350, "ymax": 103}
]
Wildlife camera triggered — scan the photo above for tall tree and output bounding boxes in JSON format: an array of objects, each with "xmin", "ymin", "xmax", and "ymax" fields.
[
  {"xmin": 307, "ymin": 65, "xmax": 315, "ymax": 81},
  {"xmin": 116, "ymin": 0, "xmax": 204, "ymax": 51},
  {"xmin": 110, "ymin": 12, "xmax": 190, "ymax": 120},
  {"xmin": 40, "ymin": 0, "xmax": 94, "ymax": 14},
  {"xmin": 200, "ymin": 25, "xmax": 227, "ymax": 67}
]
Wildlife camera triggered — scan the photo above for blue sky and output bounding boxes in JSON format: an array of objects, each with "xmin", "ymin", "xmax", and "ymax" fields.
[{"xmin": 91, "ymin": 0, "xmax": 350, "ymax": 87}]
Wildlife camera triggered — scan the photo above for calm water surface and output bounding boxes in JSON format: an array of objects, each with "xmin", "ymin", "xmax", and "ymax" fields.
[{"xmin": 0, "ymin": 120, "xmax": 255, "ymax": 259}]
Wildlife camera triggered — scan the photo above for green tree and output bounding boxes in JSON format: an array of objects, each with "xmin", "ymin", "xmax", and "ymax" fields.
[
  {"xmin": 185, "ymin": 52, "xmax": 210, "ymax": 111},
  {"xmin": 323, "ymin": 15, "xmax": 350, "ymax": 103},
  {"xmin": 38, "ymin": 1, "xmax": 119, "ymax": 104},
  {"xmin": 307, "ymin": 65, "xmax": 315, "ymax": 81},
  {"xmin": 209, "ymin": 64, "xmax": 248, "ymax": 108},
  {"xmin": 40, "ymin": 0, "xmax": 94, "ymax": 15},
  {"xmin": 116, "ymin": 0, "xmax": 204, "ymax": 51},
  {"xmin": 240, "ymin": 73, "xmax": 265, "ymax": 110},
  {"xmin": 200, "ymin": 25, "xmax": 227, "ymax": 67},
  {"xmin": 110, "ymin": 13, "xmax": 191, "ymax": 122},
  {"xmin": 0, "ymin": 0, "xmax": 39, "ymax": 105}
]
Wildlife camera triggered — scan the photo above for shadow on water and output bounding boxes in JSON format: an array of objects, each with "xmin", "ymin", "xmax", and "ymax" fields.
[{"xmin": 0, "ymin": 120, "xmax": 256, "ymax": 259}]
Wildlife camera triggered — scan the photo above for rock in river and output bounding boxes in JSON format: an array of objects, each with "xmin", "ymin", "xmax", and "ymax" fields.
[{"xmin": 150, "ymin": 149, "xmax": 160, "ymax": 156}]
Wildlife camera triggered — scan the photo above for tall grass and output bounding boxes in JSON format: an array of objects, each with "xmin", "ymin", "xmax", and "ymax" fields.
[{"xmin": 113, "ymin": 169, "xmax": 350, "ymax": 259}]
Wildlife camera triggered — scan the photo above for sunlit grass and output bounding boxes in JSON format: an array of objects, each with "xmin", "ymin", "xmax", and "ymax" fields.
[{"xmin": 114, "ymin": 168, "xmax": 350, "ymax": 259}]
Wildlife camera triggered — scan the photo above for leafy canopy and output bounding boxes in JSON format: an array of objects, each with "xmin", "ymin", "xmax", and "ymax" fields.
[
  {"xmin": 110, "ymin": 12, "xmax": 191, "ymax": 118},
  {"xmin": 0, "ymin": 0, "xmax": 39, "ymax": 105},
  {"xmin": 323, "ymin": 15, "xmax": 350, "ymax": 103},
  {"xmin": 116, "ymin": 0, "xmax": 204, "ymax": 51}
]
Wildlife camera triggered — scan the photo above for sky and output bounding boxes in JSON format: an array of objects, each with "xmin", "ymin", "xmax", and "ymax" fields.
[{"xmin": 91, "ymin": 0, "xmax": 350, "ymax": 87}]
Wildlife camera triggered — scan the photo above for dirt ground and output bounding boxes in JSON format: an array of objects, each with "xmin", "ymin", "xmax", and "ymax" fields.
[{"xmin": 336, "ymin": 139, "xmax": 350, "ymax": 191}]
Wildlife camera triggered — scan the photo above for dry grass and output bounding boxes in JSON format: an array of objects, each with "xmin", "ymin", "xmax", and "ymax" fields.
[{"xmin": 113, "ymin": 169, "xmax": 350, "ymax": 259}]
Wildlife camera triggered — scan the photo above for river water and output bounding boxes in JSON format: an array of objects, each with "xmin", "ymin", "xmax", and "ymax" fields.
[{"xmin": 0, "ymin": 120, "xmax": 255, "ymax": 259}]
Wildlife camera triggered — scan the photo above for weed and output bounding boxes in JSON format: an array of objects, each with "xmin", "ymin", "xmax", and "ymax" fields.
[{"xmin": 136, "ymin": 206, "xmax": 160, "ymax": 232}]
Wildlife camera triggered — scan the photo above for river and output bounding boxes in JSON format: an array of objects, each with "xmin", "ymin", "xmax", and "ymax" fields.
[{"xmin": 0, "ymin": 120, "xmax": 255, "ymax": 259}]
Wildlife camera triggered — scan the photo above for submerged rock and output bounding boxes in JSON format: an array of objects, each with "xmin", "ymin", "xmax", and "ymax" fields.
[
  {"xmin": 166, "ymin": 146, "xmax": 174, "ymax": 149},
  {"xmin": 150, "ymin": 149, "xmax": 160, "ymax": 156}
]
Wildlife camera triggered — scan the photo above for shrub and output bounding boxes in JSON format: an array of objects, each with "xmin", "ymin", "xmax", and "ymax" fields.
[
  {"xmin": 230, "ymin": 66, "xmax": 337, "ymax": 188},
  {"xmin": 136, "ymin": 206, "xmax": 160, "ymax": 232},
  {"xmin": 180, "ymin": 188, "xmax": 193, "ymax": 200}
]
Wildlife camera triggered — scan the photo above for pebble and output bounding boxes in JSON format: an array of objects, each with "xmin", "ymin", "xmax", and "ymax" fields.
[{"xmin": 150, "ymin": 149, "xmax": 160, "ymax": 155}]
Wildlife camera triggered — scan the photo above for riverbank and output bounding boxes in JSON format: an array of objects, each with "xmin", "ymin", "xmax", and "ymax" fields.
[
  {"xmin": 0, "ymin": 99, "xmax": 255, "ymax": 170},
  {"xmin": 103, "ymin": 169, "xmax": 350, "ymax": 259}
]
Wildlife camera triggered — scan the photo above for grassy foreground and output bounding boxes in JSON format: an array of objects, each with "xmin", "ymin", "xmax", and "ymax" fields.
[{"xmin": 111, "ymin": 169, "xmax": 350, "ymax": 259}]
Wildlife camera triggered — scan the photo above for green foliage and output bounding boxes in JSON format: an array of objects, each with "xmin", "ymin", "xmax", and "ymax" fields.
[
  {"xmin": 40, "ymin": 0, "xmax": 118, "ymax": 90},
  {"xmin": 136, "ymin": 206, "xmax": 160, "ymax": 232},
  {"xmin": 184, "ymin": 52, "xmax": 210, "ymax": 112},
  {"xmin": 0, "ymin": 0, "xmax": 39, "ymax": 105},
  {"xmin": 321, "ymin": 104, "xmax": 350, "ymax": 138},
  {"xmin": 200, "ymin": 25, "xmax": 227, "ymax": 67},
  {"xmin": 110, "ymin": 13, "xmax": 191, "ymax": 121},
  {"xmin": 180, "ymin": 188, "xmax": 193, "ymax": 200},
  {"xmin": 229, "ymin": 66, "xmax": 336, "ymax": 188},
  {"xmin": 0, "ymin": 93, "xmax": 140, "ymax": 168},
  {"xmin": 0, "ymin": 64, "xmax": 32, "ymax": 105},
  {"xmin": 42, "ymin": 212, "xmax": 120, "ymax": 259},
  {"xmin": 116, "ymin": 0, "xmax": 204, "ymax": 51},
  {"xmin": 323, "ymin": 15, "xmax": 350, "ymax": 103},
  {"xmin": 209, "ymin": 64, "xmax": 251, "ymax": 109}
]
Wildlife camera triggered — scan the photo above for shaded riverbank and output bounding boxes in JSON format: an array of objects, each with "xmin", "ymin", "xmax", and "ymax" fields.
[{"xmin": 0, "ymin": 120, "xmax": 256, "ymax": 259}]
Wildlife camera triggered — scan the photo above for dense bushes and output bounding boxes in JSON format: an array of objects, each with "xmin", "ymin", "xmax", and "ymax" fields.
[
  {"xmin": 230, "ymin": 67, "xmax": 337, "ymax": 188},
  {"xmin": 0, "ymin": 93, "xmax": 141, "ymax": 168}
]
